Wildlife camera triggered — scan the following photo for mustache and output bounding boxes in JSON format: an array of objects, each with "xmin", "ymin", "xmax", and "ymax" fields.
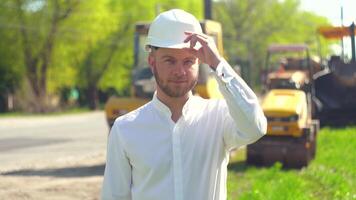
[
  {"xmin": 169, "ymin": 74, "xmax": 189, "ymax": 81},
  {"xmin": 168, "ymin": 78, "xmax": 187, "ymax": 82}
]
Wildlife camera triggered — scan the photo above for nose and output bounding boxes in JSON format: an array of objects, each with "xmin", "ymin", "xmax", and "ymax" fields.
[{"xmin": 173, "ymin": 63, "xmax": 186, "ymax": 77}]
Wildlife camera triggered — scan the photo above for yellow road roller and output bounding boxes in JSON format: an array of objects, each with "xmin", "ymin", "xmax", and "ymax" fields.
[{"xmin": 247, "ymin": 44, "xmax": 320, "ymax": 168}]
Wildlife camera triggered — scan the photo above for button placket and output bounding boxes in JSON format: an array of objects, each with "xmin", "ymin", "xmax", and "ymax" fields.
[{"xmin": 172, "ymin": 119, "xmax": 183, "ymax": 200}]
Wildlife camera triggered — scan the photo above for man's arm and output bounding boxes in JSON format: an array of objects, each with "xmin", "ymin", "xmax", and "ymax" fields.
[
  {"xmin": 101, "ymin": 123, "xmax": 132, "ymax": 200},
  {"xmin": 214, "ymin": 60, "xmax": 267, "ymax": 150},
  {"xmin": 184, "ymin": 32, "xmax": 267, "ymax": 150}
]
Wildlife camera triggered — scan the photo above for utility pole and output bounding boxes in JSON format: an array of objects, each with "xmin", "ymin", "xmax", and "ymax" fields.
[
  {"xmin": 340, "ymin": 4, "xmax": 344, "ymax": 59},
  {"xmin": 204, "ymin": 0, "xmax": 212, "ymax": 19},
  {"xmin": 350, "ymin": 22, "xmax": 355, "ymax": 62}
]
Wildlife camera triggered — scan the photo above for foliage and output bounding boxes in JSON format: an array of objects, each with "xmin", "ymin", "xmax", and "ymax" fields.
[
  {"xmin": 47, "ymin": 0, "xmax": 203, "ymax": 108},
  {"xmin": 0, "ymin": 0, "xmax": 81, "ymax": 112},
  {"xmin": 0, "ymin": 2, "xmax": 23, "ymax": 92},
  {"xmin": 0, "ymin": 0, "xmax": 203, "ymax": 111},
  {"xmin": 0, "ymin": 0, "xmax": 336, "ymax": 111},
  {"xmin": 0, "ymin": 36, "xmax": 23, "ymax": 95},
  {"xmin": 214, "ymin": 0, "xmax": 331, "ymax": 87},
  {"xmin": 227, "ymin": 126, "xmax": 356, "ymax": 200}
]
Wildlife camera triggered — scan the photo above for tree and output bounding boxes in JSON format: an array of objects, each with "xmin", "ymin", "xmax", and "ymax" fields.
[
  {"xmin": 214, "ymin": 0, "xmax": 331, "ymax": 87},
  {"xmin": 71, "ymin": 0, "xmax": 203, "ymax": 109},
  {"xmin": 77, "ymin": 20, "xmax": 133, "ymax": 109},
  {"xmin": 0, "ymin": 1, "xmax": 24, "ymax": 112},
  {"xmin": 0, "ymin": 0, "xmax": 203, "ymax": 111},
  {"xmin": 59, "ymin": 0, "xmax": 151, "ymax": 110},
  {"xmin": 11, "ymin": 0, "xmax": 79, "ymax": 112},
  {"xmin": 0, "ymin": 57, "xmax": 22, "ymax": 112}
]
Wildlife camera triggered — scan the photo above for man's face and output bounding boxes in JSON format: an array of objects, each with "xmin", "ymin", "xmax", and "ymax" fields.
[{"xmin": 148, "ymin": 48, "xmax": 199, "ymax": 98}]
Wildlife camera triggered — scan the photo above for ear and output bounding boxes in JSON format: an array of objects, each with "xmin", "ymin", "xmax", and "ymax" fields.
[{"xmin": 148, "ymin": 53, "xmax": 156, "ymax": 72}]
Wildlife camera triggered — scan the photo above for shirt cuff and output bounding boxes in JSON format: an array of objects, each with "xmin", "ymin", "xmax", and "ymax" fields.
[{"xmin": 214, "ymin": 59, "xmax": 235, "ymax": 83}]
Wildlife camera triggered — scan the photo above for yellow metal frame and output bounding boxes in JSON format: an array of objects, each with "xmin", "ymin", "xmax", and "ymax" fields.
[
  {"xmin": 105, "ymin": 96, "xmax": 149, "ymax": 123},
  {"xmin": 262, "ymin": 89, "xmax": 308, "ymax": 137}
]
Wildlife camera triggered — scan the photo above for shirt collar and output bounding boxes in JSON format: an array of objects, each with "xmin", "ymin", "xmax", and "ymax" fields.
[
  {"xmin": 181, "ymin": 93, "xmax": 193, "ymax": 118},
  {"xmin": 152, "ymin": 91, "xmax": 194, "ymax": 120},
  {"xmin": 152, "ymin": 92, "xmax": 172, "ymax": 118}
]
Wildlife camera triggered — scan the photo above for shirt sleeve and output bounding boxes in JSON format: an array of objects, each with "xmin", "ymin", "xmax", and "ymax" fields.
[
  {"xmin": 214, "ymin": 59, "xmax": 267, "ymax": 151},
  {"xmin": 101, "ymin": 122, "xmax": 132, "ymax": 200}
]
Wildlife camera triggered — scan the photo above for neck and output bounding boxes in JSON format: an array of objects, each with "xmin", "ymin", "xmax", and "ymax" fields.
[{"xmin": 156, "ymin": 90, "xmax": 190, "ymax": 122}]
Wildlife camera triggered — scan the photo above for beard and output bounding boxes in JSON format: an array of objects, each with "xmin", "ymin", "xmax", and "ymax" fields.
[{"xmin": 152, "ymin": 67, "xmax": 197, "ymax": 98}]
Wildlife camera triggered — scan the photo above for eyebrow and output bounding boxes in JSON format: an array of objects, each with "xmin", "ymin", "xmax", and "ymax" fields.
[
  {"xmin": 184, "ymin": 57, "xmax": 196, "ymax": 60},
  {"xmin": 161, "ymin": 55, "xmax": 175, "ymax": 59},
  {"xmin": 161, "ymin": 55, "xmax": 196, "ymax": 59},
  {"xmin": 160, "ymin": 55, "xmax": 197, "ymax": 61}
]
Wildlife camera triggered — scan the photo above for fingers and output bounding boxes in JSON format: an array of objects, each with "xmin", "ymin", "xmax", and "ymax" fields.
[
  {"xmin": 184, "ymin": 31, "xmax": 208, "ymax": 39},
  {"xmin": 184, "ymin": 34, "xmax": 197, "ymax": 49},
  {"xmin": 184, "ymin": 32, "xmax": 209, "ymax": 48},
  {"xmin": 184, "ymin": 32, "xmax": 209, "ymax": 44}
]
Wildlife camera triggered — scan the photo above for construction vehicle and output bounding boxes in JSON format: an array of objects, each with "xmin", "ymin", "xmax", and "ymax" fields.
[
  {"xmin": 247, "ymin": 44, "xmax": 320, "ymax": 168},
  {"xmin": 314, "ymin": 23, "xmax": 356, "ymax": 126},
  {"xmin": 104, "ymin": 20, "xmax": 224, "ymax": 127}
]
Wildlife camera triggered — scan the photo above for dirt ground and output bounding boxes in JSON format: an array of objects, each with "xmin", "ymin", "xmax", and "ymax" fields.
[
  {"xmin": 0, "ymin": 153, "xmax": 105, "ymax": 200},
  {"xmin": 0, "ymin": 112, "xmax": 108, "ymax": 200}
]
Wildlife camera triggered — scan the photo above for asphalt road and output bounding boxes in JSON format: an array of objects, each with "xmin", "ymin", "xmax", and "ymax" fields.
[{"xmin": 0, "ymin": 111, "xmax": 108, "ymax": 172}]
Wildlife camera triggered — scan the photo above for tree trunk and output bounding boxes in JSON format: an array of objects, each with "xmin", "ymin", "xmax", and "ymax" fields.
[
  {"xmin": 87, "ymin": 85, "xmax": 99, "ymax": 110},
  {"xmin": 15, "ymin": 0, "xmax": 77, "ymax": 113}
]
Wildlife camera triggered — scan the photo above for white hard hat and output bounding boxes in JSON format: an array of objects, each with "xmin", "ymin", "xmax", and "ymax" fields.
[{"xmin": 146, "ymin": 9, "xmax": 202, "ymax": 50}]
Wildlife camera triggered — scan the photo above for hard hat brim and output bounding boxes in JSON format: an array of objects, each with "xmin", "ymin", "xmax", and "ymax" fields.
[{"xmin": 145, "ymin": 37, "xmax": 202, "ymax": 52}]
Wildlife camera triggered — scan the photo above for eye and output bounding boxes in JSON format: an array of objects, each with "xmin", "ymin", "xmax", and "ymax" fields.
[
  {"xmin": 184, "ymin": 59, "xmax": 194, "ymax": 66},
  {"xmin": 164, "ymin": 59, "xmax": 175, "ymax": 65}
]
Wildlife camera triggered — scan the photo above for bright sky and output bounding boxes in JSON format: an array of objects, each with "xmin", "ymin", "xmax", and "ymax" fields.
[
  {"xmin": 300, "ymin": 0, "xmax": 356, "ymax": 57},
  {"xmin": 300, "ymin": 0, "xmax": 356, "ymax": 25}
]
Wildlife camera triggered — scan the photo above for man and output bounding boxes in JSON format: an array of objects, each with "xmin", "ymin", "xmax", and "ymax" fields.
[{"xmin": 102, "ymin": 9, "xmax": 267, "ymax": 200}]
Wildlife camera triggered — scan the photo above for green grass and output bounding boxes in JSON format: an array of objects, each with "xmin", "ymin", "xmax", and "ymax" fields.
[{"xmin": 227, "ymin": 126, "xmax": 356, "ymax": 200}]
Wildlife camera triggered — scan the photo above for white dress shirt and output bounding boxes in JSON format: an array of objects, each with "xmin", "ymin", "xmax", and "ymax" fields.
[{"xmin": 101, "ymin": 60, "xmax": 267, "ymax": 200}]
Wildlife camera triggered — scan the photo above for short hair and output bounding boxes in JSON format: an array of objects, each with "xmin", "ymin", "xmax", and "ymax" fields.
[{"xmin": 147, "ymin": 45, "xmax": 160, "ymax": 51}]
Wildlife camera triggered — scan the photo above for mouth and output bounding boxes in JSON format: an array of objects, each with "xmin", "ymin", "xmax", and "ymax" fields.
[{"xmin": 169, "ymin": 80, "xmax": 187, "ymax": 84}]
